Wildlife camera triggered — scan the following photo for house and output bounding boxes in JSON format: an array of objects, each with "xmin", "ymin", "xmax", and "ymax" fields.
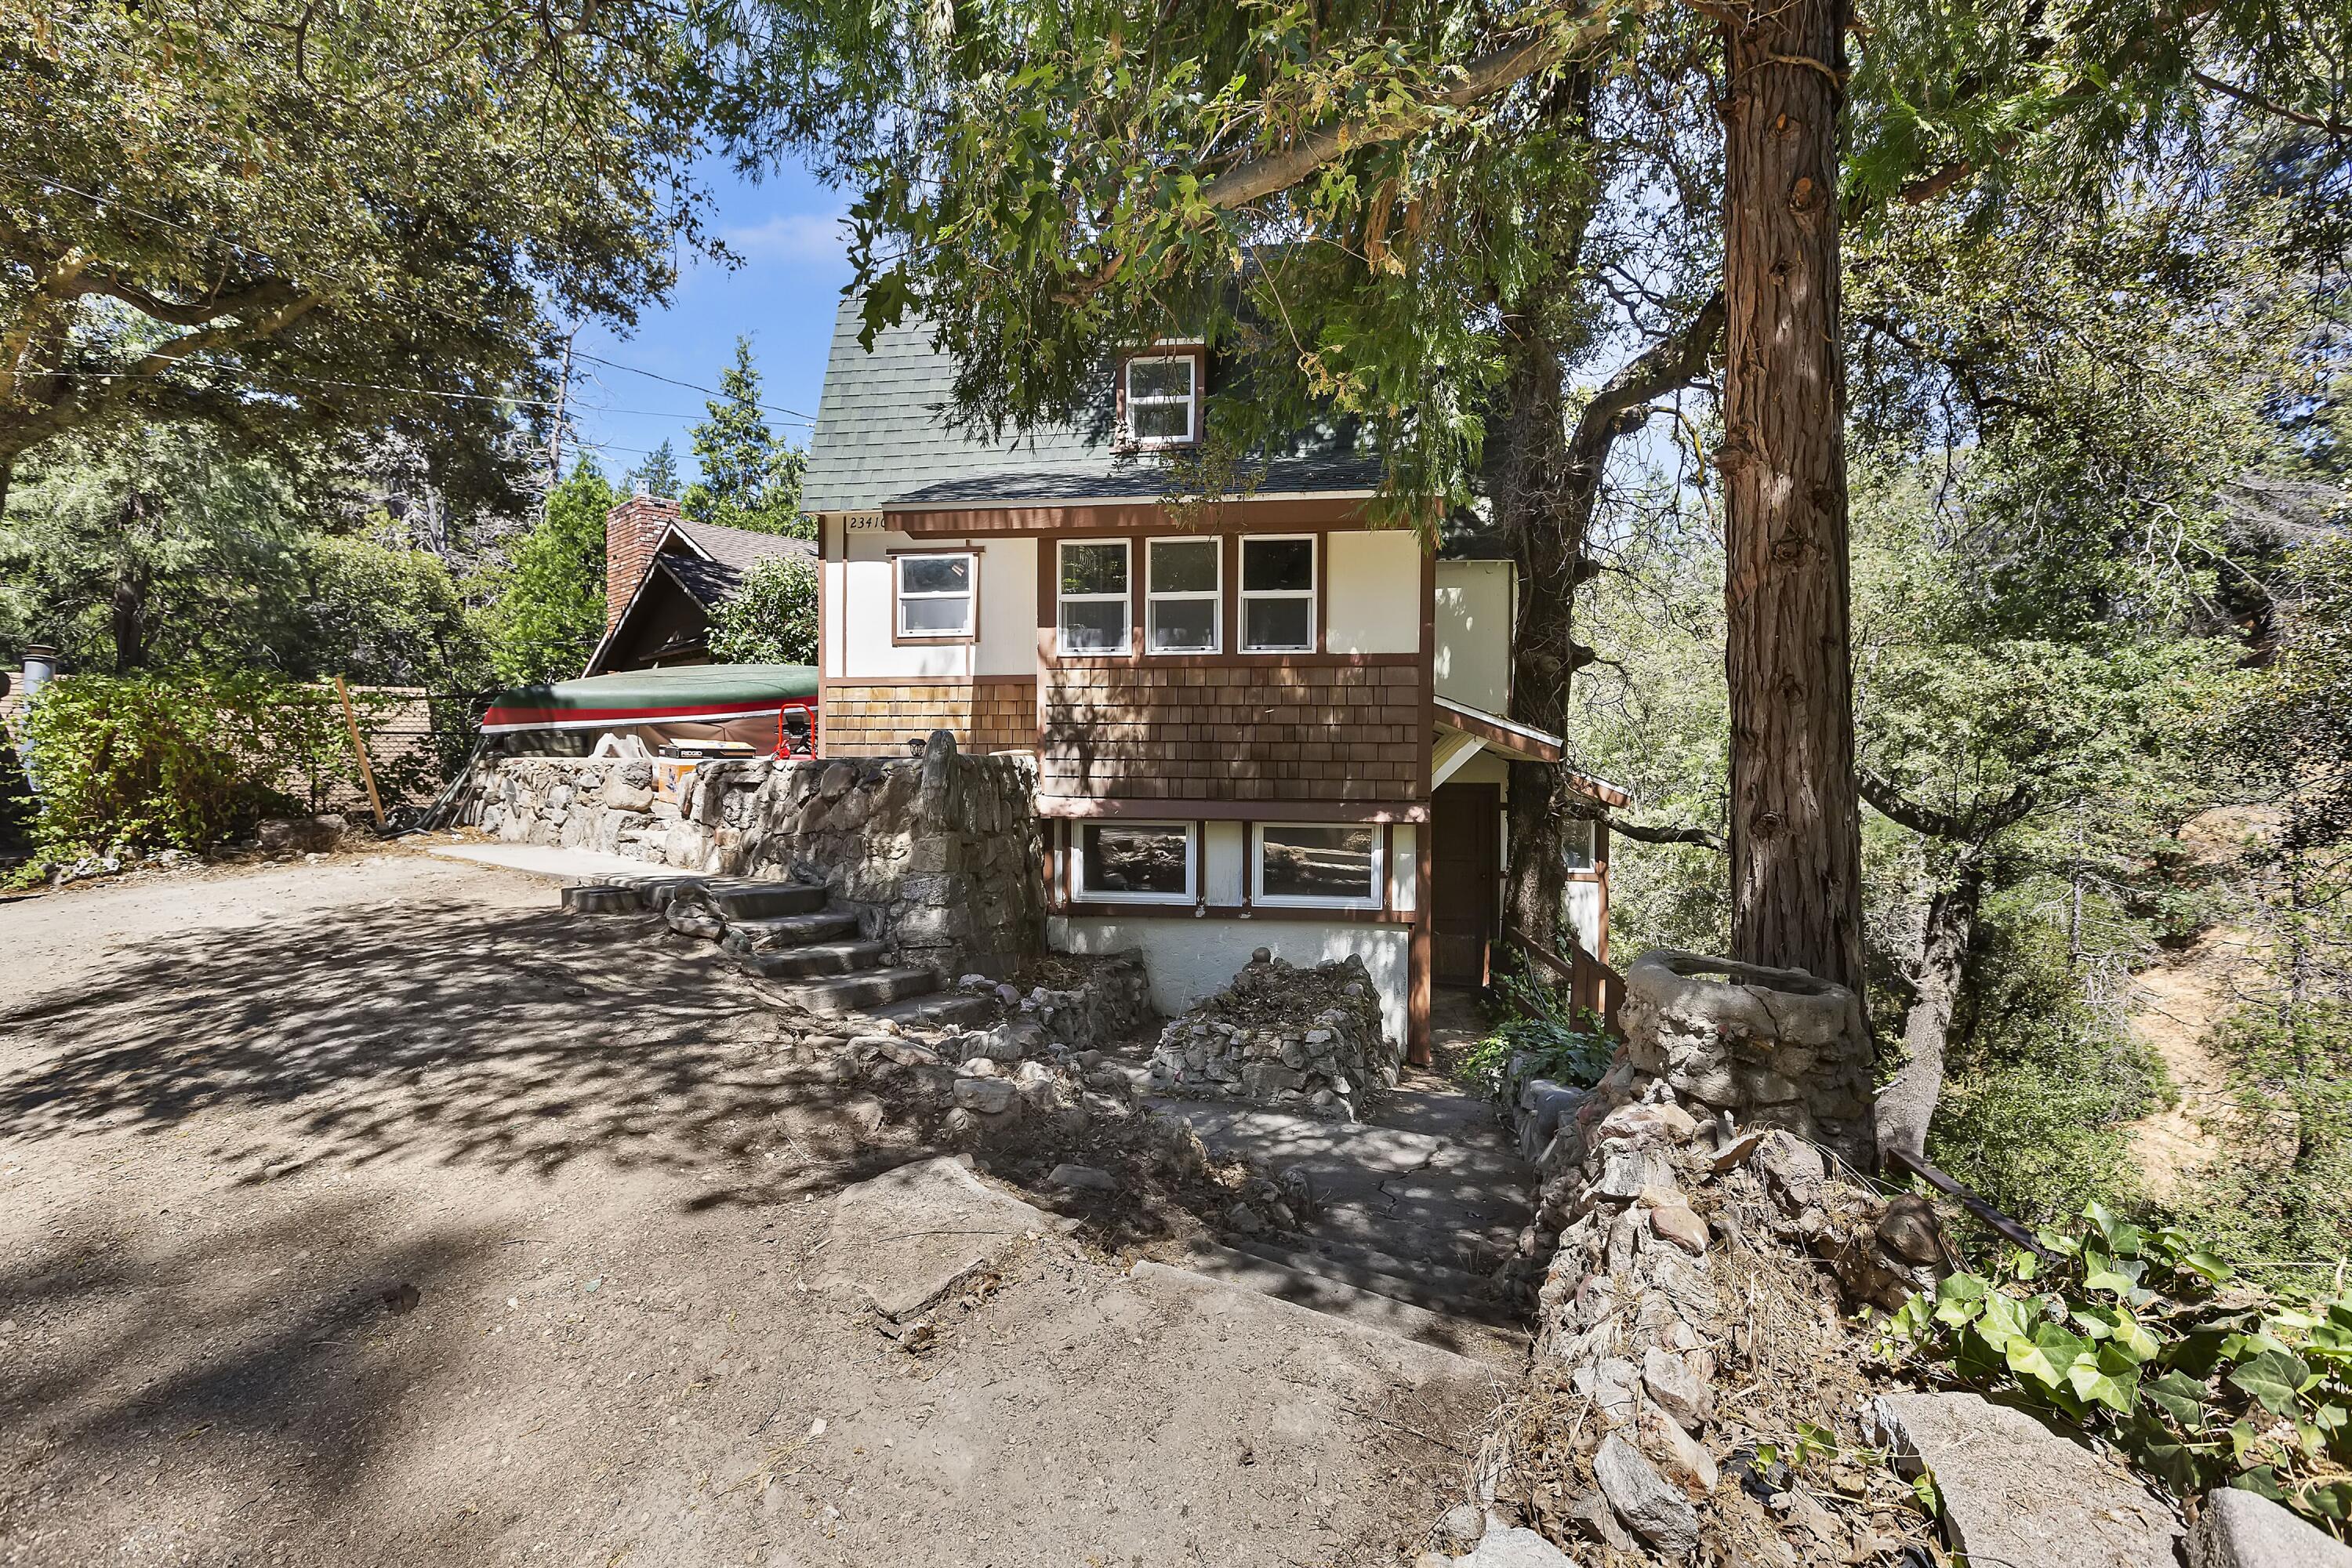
[
  {"xmin": 590, "ymin": 499, "xmax": 816, "ymax": 674},
  {"xmin": 795, "ymin": 304, "xmax": 1621, "ymax": 1061}
]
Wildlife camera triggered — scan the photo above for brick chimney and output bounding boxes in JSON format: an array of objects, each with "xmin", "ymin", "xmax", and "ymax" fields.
[{"xmin": 604, "ymin": 494, "xmax": 681, "ymax": 630}]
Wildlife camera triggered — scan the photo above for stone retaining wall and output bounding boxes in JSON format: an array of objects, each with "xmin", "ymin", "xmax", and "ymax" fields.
[{"xmin": 470, "ymin": 732, "xmax": 1044, "ymax": 975}]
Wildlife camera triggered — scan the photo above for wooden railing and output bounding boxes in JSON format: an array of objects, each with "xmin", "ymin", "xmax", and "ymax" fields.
[{"xmin": 1505, "ymin": 924, "xmax": 1625, "ymax": 1036}]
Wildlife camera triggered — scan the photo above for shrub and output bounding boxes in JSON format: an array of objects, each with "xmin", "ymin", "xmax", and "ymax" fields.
[
  {"xmin": 708, "ymin": 554, "xmax": 818, "ymax": 666},
  {"xmin": 1454, "ymin": 960, "xmax": 1616, "ymax": 1095},
  {"xmin": 1884, "ymin": 1203, "xmax": 2352, "ymax": 1537},
  {"xmin": 19, "ymin": 672, "xmax": 368, "ymax": 859}
]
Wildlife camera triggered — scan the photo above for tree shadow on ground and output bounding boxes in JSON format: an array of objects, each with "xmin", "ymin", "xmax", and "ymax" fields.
[{"xmin": 0, "ymin": 895, "xmax": 927, "ymax": 1207}]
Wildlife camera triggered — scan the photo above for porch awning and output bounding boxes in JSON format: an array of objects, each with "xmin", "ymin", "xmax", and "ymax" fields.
[
  {"xmin": 1432, "ymin": 695, "xmax": 1631, "ymax": 805},
  {"xmin": 481, "ymin": 663, "xmax": 817, "ymax": 733}
]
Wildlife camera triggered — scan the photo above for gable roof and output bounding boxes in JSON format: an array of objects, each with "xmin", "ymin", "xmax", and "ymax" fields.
[
  {"xmin": 583, "ymin": 517, "xmax": 815, "ymax": 675},
  {"xmin": 800, "ymin": 299, "xmax": 1383, "ymax": 514}
]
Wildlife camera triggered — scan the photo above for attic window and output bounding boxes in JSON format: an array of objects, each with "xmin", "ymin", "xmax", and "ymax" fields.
[{"xmin": 1124, "ymin": 354, "xmax": 1198, "ymax": 446}]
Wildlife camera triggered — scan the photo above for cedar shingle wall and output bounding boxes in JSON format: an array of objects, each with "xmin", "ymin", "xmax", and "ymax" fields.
[
  {"xmin": 825, "ymin": 680, "xmax": 1036, "ymax": 757},
  {"xmin": 1042, "ymin": 664, "xmax": 1421, "ymax": 801}
]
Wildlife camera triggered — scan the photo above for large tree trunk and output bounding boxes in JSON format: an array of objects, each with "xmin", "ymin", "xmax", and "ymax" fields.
[
  {"xmin": 1875, "ymin": 852, "xmax": 1986, "ymax": 1161},
  {"xmin": 1499, "ymin": 319, "xmax": 1600, "ymax": 955},
  {"xmin": 111, "ymin": 491, "xmax": 153, "ymax": 672},
  {"xmin": 1720, "ymin": 0, "xmax": 1866, "ymax": 996}
]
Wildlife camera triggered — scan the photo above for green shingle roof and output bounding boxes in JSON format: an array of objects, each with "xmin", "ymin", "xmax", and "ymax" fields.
[{"xmin": 799, "ymin": 299, "xmax": 1382, "ymax": 513}]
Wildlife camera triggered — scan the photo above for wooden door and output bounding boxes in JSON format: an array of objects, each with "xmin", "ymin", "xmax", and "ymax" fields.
[{"xmin": 1431, "ymin": 782, "xmax": 1501, "ymax": 987}]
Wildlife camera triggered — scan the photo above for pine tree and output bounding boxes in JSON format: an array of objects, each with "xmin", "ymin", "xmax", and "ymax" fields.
[
  {"xmin": 625, "ymin": 439, "xmax": 680, "ymax": 499},
  {"xmin": 682, "ymin": 337, "xmax": 811, "ymax": 538}
]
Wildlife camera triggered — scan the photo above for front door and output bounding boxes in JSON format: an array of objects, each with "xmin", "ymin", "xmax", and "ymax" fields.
[{"xmin": 1430, "ymin": 781, "xmax": 1501, "ymax": 987}]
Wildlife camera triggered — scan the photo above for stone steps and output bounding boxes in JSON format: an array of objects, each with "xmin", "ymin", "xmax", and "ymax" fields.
[
  {"xmin": 1175, "ymin": 1243, "xmax": 1524, "ymax": 1369},
  {"xmin": 724, "ymin": 911, "xmax": 865, "ymax": 955},
  {"xmin": 702, "ymin": 880, "xmax": 830, "ymax": 920},
  {"xmin": 1224, "ymin": 1233, "xmax": 1515, "ymax": 1327},
  {"xmin": 735, "ymin": 937, "xmax": 887, "ymax": 978},
  {"xmin": 762, "ymin": 964, "xmax": 944, "ymax": 1015},
  {"xmin": 866, "ymin": 990, "xmax": 996, "ymax": 1029}
]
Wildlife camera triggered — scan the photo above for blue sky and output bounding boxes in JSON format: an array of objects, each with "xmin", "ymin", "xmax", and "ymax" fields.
[{"xmin": 564, "ymin": 153, "xmax": 851, "ymax": 486}]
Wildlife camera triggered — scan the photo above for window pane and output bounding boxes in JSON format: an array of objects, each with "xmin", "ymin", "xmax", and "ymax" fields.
[
  {"xmin": 902, "ymin": 594, "xmax": 971, "ymax": 633},
  {"xmin": 1149, "ymin": 538, "xmax": 1218, "ymax": 594},
  {"xmin": 1260, "ymin": 826, "xmax": 1377, "ymax": 902},
  {"xmin": 1242, "ymin": 537, "xmax": 1314, "ymax": 592},
  {"xmin": 1127, "ymin": 358, "xmax": 1194, "ymax": 399},
  {"xmin": 1561, "ymin": 817, "xmax": 1595, "ymax": 871},
  {"xmin": 1060, "ymin": 542, "xmax": 1127, "ymax": 596},
  {"xmin": 1243, "ymin": 597, "xmax": 1312, "ymax": 651},
  {"xmin": 1082, "ymin": 824, "xmax": 1189, "ymax": 896},
  {"xmin": 1149, "ymin": 598, "xmax": 1218, "ymax": 652},
  {"xmin": 1060, "ymin": 599, "xmax": 1129, "ymax": 652},
  {"xmin": 1131, "ymin": 401, "xmax": 1191, "ymax": 440},
  {"xmin": 899, "ymin": 554, "xmax": 971, "ymax": 595}
]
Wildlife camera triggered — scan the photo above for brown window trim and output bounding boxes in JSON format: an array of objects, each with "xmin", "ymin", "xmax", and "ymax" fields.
[
  {"xmin": 890, "ymin": 546, "xmax": 981, "ymax": 648},
  {"xmin": 1113, "ymin": 343, "xmax": 1207, "ymax": 452}
]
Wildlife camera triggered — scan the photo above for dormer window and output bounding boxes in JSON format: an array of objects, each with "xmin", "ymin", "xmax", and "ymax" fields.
[{"xmin": 1123, "ymin": 352, "xmax": 1199, "ymax": 447}]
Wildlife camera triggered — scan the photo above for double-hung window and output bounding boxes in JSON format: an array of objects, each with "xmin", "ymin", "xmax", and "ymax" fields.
[
  {"xmin": 1146, "ymin": 536, "xmax": 1221, "ymax": 653},
  {"xmin": 1253, "ymin": 823, "xmax": 1383, "ymax": 909},
  {"xmin": 1240, "ymin": 535, "xmax": 1316, "ymax": 652},
  {"xmin": 1124, "ymin": 354, "xmax": 1198, "ymax": 446},
  {"xmin": 895, "ymin": 551, "xmax": 976, "ymax": 640},
  {"xmin": 1075, "ymin": 821, "xmax": 1196, "ymax": 903},
  {"xmin": 1057, "ymin": 539, "xmax": 1131, "ymax": 655}
]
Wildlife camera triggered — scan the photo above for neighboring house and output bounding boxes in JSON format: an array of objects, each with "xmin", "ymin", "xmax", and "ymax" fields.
[
  {"xmin": 590, "ymin": 498, "xmax": 816, "ymax": 674},
  {"xmin": 797, "ymin": 304, "xmax": 1622, "ymax": 1060}
]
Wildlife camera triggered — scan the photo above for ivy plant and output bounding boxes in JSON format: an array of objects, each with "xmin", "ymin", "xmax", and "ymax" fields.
[{"xmin": 1882, "ymin": 1203, "xmax": 2352, "ymax": 1537}]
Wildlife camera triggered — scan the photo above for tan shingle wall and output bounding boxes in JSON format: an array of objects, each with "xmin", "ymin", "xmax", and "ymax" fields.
[
  {"xmin": 1040, "ymin": 664, "xmax": 1421, "ymax": 802},
  {"xmin": 824, "ymin": 679, "xmax": 1036, "ymax": 757}
]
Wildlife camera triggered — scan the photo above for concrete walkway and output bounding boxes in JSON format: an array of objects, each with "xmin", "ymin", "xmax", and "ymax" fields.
[{"xmin": 422, "ymin": 840, "xmax": 664, "ymax": 881}]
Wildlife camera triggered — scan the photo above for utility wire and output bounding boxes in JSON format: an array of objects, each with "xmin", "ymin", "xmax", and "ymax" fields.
[{"xmin": 572, "ymin": 351, "xmax": 819, "ymax": 423}]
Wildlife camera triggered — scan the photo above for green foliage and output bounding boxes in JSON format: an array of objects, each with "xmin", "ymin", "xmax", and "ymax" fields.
[
  {"xmin": 0, "ymin": 0, "xmax": 713, "ymax": 492},
  {"xmin": 624, "ymin": 440, "xmax": 681, "ymax": 500},
  {"xmin": 707, "ymin": 555, "xmax": 818, "ymax": 666},
  {"xmin": 1454, "ymin": 961, "xmax": 1616, "ymax": 1096},
  {"xmin": 1886, "ymin": 1204, "xmax": 2352, "ymax": 1537},
  {"xmin": 682, "ymin": 339, "xmax": 811, "ymax": 539},
  {"xmin": 485, "ymin": 461, "xmax": 614, "ymax": 684},
  {"xmin": 1, "ymin": 425, "xmax": 488, "ymax": 685},
  {"xmin": 18, "ymin": 672, "xmax": 374, "ymax": 858}
]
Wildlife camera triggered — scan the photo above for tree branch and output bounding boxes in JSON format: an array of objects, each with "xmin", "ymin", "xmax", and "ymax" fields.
[
  {"xmin": 2190, "ymin": 70, "xmax": 2351, "ymax": 135},
  {"xmin": 1569, "ymin": 290, "xmax": 1726, "ymax": 462},
  {"xmin": 1579, "ymin": 808, "xmax": 1726, "ymax": 851},
  {"xmin": 88, "ymin": 274, "xmax": 304, "ymax": 330},
  {"xmin": 1196, "ymin": 5, "xmax": 1643, "ymax": 211},
  {"xmin": 1859, "ymin": 768, "xmax": 2037, "ymax": 842}
]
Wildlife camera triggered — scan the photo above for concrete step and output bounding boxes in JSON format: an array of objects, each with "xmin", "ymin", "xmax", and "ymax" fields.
[
  {"xmin": 706, "ymin": 880, "xmax": 829, "ymax": 920},
  {"xmin": 1174, "ymin": 1243, "xmax": 1523, "ymax": 1368},
  {"xmin": 767, "ymin": 965, "xmax": 942, "ymax": 1015},
  {"xmin": 724, "ymin": 911, "xmax": 864, "ymax": 956},
  {"xmin": 1225, "ymin": 1234, "xmax": 1515, "ymax": 1327},
  {"xmin": 866, "ymin": 990, "xmax": 996, "ymax": 1029},
  {"xmin": 732, "ymin": 939, "xmax": 889, "ymax": 978}
]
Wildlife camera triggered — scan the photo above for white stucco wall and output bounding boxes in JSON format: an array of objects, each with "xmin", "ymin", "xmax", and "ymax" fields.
[
  {"xmin": 1201, "ymin": 821, "xmax": 1247, "ymax": 904},
  {"xmin": 1050, "ymin": 915, "xmax": 1414, "ymax": 1046},
  {"xmin": 823, "ymin": 524, "xmax": 1037, "ymax": 679},
  {"xmin": 1566, "ymin": 880, "xmax": 1605, "ymax": 955},
  {"xmin": 1434, "ymin": 559, "xmax": 1514, "ymax": 712},
  {"xmin": 1388, "ymin": 824, "xmax": 1418, "ymax": 913},
  {"xmin": 1323, "ymin": 530, "xmax": 1423, "ymax": 655}
]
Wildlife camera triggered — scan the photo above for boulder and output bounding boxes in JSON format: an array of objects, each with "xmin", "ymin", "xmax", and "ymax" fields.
[
  {"xmin": 258, "ymin": 815, "xmax": 347, "ymax": 855},
  {"xmin": 1047, "ymin": 1163, "xmax": 1116, "ymax": 1192},
  {"xmin": 2188, "ymin": 1488, "xmax": 2352, "ymax": 1568},
  {"xmin": 1456, "ymin": 1526, "xmax": 1576, "ymax": 1566},
  {"xmin": 1871, "ymin": 1392, "xmax": 2183, "ymax": 1568},
  {"xmin": 1594, "ymin": 1431, "xmax": 1700, "ymax": 1555},
  {"xmin": 953, "ymin": 1076, "xmax": 1018, "ymax": 1115}
]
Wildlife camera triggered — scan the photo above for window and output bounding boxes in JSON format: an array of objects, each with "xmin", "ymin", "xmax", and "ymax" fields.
[
  {"xmin": 1240, "ymin": 535, "xmax": 1316, "ymax": 652},
  {"xmin": 1075, "ymin": 822, "xmax": 1195, "ymax": 902},
  {"xmin": 1146, "ymin": 537, "xmax": 1221, "ymax": 653},
  {"xmin": 1124, "ymin": 354, "xmax": 1197, "ymax": 446},
  {"xmin": 895, "ymin": 551, "xmax": 975, "ymax": 639},
  {"xmin": 1058, "ymin": 539, "xmax": 1131, "ymax": 655},
  {"xmin": 1561, "ymin": 818, "xmax": 1596, "ymax": 873},
  {"xmin": 1254, "ymin": 823, "xmax": 1383, "ymax": 909}
]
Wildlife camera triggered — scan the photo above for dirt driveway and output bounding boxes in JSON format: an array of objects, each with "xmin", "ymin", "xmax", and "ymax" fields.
[{"xmin": 0, "ymin": 851, "xmax": 1494, "ymax": 1567}]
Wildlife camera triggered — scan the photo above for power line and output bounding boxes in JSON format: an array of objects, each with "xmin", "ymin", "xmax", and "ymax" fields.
[{"xmin": 573, "ymin": 351, "xmax": 819, "ymax": 423}]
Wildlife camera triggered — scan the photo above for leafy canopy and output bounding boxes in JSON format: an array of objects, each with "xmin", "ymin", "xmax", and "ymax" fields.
[
  {"xmin": 485, "ymin": 461, "xmax": 615, "ymax": 685},
  {"xmin": 709, "ymin": 556, "xmax": 818, "ymax": 666},
  {"xmin": 0, "ymin": 0, "xmax": 715, "ymax": 499}
]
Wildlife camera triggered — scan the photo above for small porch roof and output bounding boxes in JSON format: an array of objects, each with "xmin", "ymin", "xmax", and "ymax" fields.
[{"xmin": 1432, "ymin": 695, "xmax": 1632, "ymax": 806}]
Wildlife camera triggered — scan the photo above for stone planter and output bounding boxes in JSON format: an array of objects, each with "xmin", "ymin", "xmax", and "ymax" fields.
[{"xmin": 1617, "ymin": 948, "xmax": 1874, "ymax": 1169}]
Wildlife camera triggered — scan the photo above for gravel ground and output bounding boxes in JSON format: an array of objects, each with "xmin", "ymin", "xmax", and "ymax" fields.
[{"xmin": 0, "ymin": 850, "xmax": 1496, "ymax": 1567}]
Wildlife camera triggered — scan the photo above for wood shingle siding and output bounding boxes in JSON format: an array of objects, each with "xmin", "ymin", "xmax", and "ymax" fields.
[
  {"xmin": 1041, "ymin": 664, "xmax": 1421, "ymax": 800},
  {"xmin": 822, "ymin": 677, "xmax": 1037, "ymax": 756}
]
